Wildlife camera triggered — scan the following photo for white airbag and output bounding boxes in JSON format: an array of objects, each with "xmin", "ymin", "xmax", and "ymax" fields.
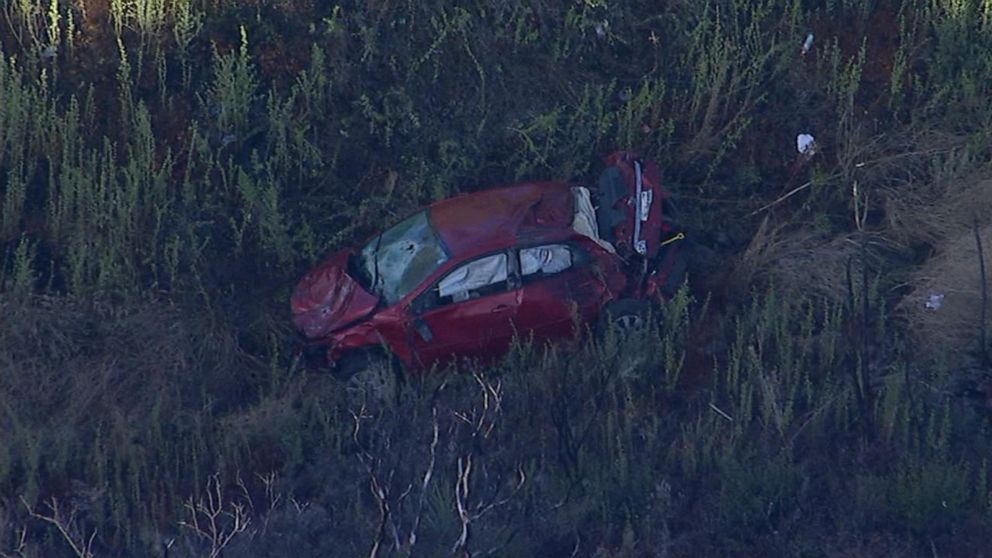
[
  {"xmin": 571, "ymin": 186, "xmax": 616, "ymax": 253},
  {"xmin": 520, "ymin": 245, "xmax": 572, "ymax": 275},
  {"xmin": 438, "ymin": 253, "xmax": 507, "ymax": 301}
]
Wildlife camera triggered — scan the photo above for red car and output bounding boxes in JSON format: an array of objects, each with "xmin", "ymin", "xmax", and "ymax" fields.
[{"xmin": 290, "ymin": 152, "xmax": 687, "ymax": 390}]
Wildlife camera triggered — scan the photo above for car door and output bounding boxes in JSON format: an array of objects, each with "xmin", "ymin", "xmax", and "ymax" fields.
[
  {"xmin": 513, "ymin": 242, "xmax": 604, "ymax": 342},
  {"xmin": 407, "ymin": 252, "xmax": 518, "ymax": 367}
]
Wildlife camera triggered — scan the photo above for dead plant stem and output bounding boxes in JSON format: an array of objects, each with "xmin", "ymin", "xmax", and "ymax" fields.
[{"xmin": 975, "ymin": 220, "xmax": 989, "ymax": 364}]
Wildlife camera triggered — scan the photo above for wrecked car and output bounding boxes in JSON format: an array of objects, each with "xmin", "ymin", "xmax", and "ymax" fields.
[{"xmin": 290, "ymin": 151, "xmax": 688, "ymax": 392}]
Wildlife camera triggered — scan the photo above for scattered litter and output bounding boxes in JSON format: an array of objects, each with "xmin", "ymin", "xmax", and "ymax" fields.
[
  {"xmin": 797, "ymin": 133, "xmax": 816, "ymax": 155},
  {"xmin": 595, "ymin": 20, "xmax": 609, "ymax": 39},
  {"xmin": 801, "ymin": 33, "xmax": 814, "ymax": 56},
  {"xmin": 221, "ymin": 133, "xmax": 238, "ymax": 147},
  {"xmin": 925, "ymin": 291, "xmax": 945, "ymax": 311},
  {"xmin": 40, "ymin": 46, "xmax": 57, "ymax": 61}
]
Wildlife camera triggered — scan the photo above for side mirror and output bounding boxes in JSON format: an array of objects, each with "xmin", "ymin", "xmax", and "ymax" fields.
[
  {"xmin": 411, "ymin": 290, "xmax": 436, "ymax": 315},
  {"xmin": 412, "ymin": 318, "xmax": 433, "ymax": 342},
  {"xmin": 410, "ymin": 290, "xmax": 431, "ymax": 316}
]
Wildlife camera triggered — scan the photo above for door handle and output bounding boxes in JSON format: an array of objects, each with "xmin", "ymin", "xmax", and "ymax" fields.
[{"xmin": 491, "ymin": 304, "xmax": 510, "ymax": 313}]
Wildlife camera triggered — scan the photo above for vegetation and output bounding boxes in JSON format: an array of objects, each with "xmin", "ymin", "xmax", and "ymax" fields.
[{"xmin": 1, "ymin": 0, "xmax": 991, "ymax": 555}]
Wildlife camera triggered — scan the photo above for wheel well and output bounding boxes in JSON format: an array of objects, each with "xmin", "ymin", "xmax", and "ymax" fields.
[
  {"xmin": 597, "ymin": 298, "xmax": 654, "ymax": 335},
  {"xmin": 603, "ymin": 298, "xmax": 652, "ymax": 318},
  {"xmin": 333, "ymin": 346, "xmax": 401, "ymax": 380}
]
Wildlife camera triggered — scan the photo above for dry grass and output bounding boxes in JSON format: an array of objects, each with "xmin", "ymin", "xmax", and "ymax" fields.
[
  {"xmin": 881, "ymin": 175, "xmax": 992, "ymax": 357},
  {"xmin": 883, "ymin": 176, "xmax": 992, "ymax": 250},
  {"xmin": 728, "ymin": 216, "xmax": 870, "ymax": 305},
  {"xmin": 0, "ymin": 293, "xmax": 250, "ymax": 431},
  {"xmin": 899, "ymin": 225, "xmax": 992, "ymax": 357}
]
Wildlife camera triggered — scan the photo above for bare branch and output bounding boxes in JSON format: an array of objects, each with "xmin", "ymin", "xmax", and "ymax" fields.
[
  {"xmin": 408, "ymin": 406, "xmax": 439, "ymax": 550},
  {"xmin": 450, "ymin": 375, "xmax": 525, "ymax": 557},
  {"xmin": 21, "ymin": 496, "xmax": 96, "ymax": 558},
  {"xmin": 353, "ymin": 406, "xmax": 398, "ymax": 558},
  {"xmin": 177, "ymin": 474, "xmax": 253, "ymax": 558},
  {"xmin": 976, "ymin": 219, "xmax": 989, "ymax": 365}
]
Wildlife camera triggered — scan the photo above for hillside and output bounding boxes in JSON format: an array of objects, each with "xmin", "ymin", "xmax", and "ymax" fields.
[{"xmin": 2, "ymin": 1, "xmax": 992, "ymax": 556}]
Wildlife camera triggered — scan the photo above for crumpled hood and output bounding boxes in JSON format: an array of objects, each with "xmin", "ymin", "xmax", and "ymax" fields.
[{"xmin": 290, "ymin": 251, "xmax": 379, "ymax": 339}]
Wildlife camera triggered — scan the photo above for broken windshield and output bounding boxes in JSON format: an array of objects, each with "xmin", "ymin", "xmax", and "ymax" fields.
[{"xmin": 357, "ymin": 211, "xmax": 449, "ymax": 305}]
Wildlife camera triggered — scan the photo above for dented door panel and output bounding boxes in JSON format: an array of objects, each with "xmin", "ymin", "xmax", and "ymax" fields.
[
  {"xmin": 409, "ymin": 289, "xmax": 518, "ymax": 368},
  {"xmin": 514, "ymin": 241, "xmax": 613, "ymax": 341},
  {"xmin": 405, "ymin": 252, "xmax": 518, "ymax": 368}
]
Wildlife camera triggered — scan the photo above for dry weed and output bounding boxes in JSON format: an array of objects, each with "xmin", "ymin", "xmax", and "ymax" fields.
[
  {"xmin": 883, "ymin": 177, "xmax": 992, "ymax": 249},
  {"xmin": 899, "ymin": 225, "xmax": 992, "ymax": 356},
  {"xmin": 729, "ymin": 216, "xmax": 872, "ymax": 305},
  {"xmin": 0, "ymin": 293, "xmax": 252, "ymax": 431},
  {"xmin": 882, "ymin": 173, "xmax": 992, "ymax": 357}
]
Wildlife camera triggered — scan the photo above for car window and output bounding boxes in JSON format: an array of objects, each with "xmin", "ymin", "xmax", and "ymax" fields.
[
  {"xmin": 519, "ymin": 244, "xmax": 573, "ymax": 277},
  {"xmin": 437, "ymin": 253, "xmax": 508, "ymax": 303},
  {"xmin": 358, "ymin": 211, "xmax": 449, "ymax": 305}
]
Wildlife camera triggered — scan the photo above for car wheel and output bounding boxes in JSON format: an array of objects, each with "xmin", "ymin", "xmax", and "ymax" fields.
[
  {"xmin": 600, "ymin": 299, "xmax": 652, "ymax": 337},
  {"xmin": 335, "ymin": 351, "xmax": 402, "ymax": 405},
  {"xmin": 598, "ymin": 299, "xmax": 655, "ymax": 377}
]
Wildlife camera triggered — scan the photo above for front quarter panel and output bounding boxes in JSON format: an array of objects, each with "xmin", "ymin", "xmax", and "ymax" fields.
[{"xmin": 324, "ymin": 305, "xmax": 414, "ymax": 366}]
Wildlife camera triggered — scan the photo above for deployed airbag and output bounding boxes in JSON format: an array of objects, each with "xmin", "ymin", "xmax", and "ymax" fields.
[
  {"xmin": 438, "ymin": 253, "xmax": 508, "ymax": 302},
  {"xmin": 520, "ymin": 245, "xmax": 572, "ymax": 276},
  {"xmin": 571, "ymin": 186, "xmax": 616, "ymax": 253}
]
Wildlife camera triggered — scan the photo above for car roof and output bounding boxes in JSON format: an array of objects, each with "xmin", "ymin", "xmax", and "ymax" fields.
[{"xmin": 428, "ymin": 181, "xmax": 574, "ymax": 259}]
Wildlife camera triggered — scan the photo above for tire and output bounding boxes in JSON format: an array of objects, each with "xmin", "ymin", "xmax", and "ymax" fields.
[
  {"xmin": 335, "ymin": 350, "xmax": 402, "ymax": 405},
  {"xmin": 598, "ymin": 298, "xmax": 652, "ymax": 338},
  {"xmin": 598, "ymin": 299, "xmax": 655, "ymax": 377}
]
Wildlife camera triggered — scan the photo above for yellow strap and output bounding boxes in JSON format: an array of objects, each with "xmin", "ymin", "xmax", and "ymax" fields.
[{"xmin": 659, "ymin": 232, "xmax": 685, "ymax": 247}]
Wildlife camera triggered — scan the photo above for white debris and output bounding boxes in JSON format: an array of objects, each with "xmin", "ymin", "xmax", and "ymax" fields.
[
  {"xmin": 797, "ymin": 133, "xmax": 816, "ymax": 155},
  {"xmin": 925, "ymin": 291, "xmax": 945, "ymax": 311},
  {"xmin": 801, "ymin": 33, "xmax": 814, "ymax": 56},
  {"xmin": 595, "ymin": 20, "xmax": 609, "ymax": 39}
]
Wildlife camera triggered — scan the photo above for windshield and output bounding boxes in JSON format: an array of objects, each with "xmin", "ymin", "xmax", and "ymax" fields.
[{"xmin": 357, "ymin": 211, "xmax": 449, "ymax": 305}]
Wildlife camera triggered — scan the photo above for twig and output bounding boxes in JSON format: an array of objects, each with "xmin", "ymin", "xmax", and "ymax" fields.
[
  {"xmin": 177, "ymin": 474, "xmax": 253, "ymax": 558},
  {"xmin": 452, "ymin": 455, "xmax": 474, "ymax": 555},
  {"xmin": 976, "ymin": 220, "xmax": 989, "ymax": 365},
  {"xmin": 708, "ymin": 402, "xmax": 733, "ymax": 421},
  {"xmin": 2, "ymin": 524, "xmax": 27, "ymax": 557},
  {"xmin": 747, "ymin": 181, "xmax": 812, "ymax": 217},
  {"xmin": 860, "ymin": 236, "xmax": 875, "ymax": 438},
  {"xmin": 845, "ymin": 255, "xmax": 867, "ymax": 432},
  {"xmin": 255, "ymin": 471, "xmax": 282, "ymax": 533},
  {"xmin": 852, "ymin": 180, "xmax": 869, "ymax": 232},
  {"xmin": 352, "ymin": 406, "xmax": 395, "ymax": 558},
  {"xmin": 407, "ymin": 406, "xmax": 439, "ymax": 550},
  {"xmin": 451, "ymin": 457, "xmax": 526, "ymax": 557},
  {"xmin": 21, "ymin": 497, "xmax": 96, "ymax": 558},
  {"xmin": 451, "ymin": 374, "xmax": 525, "ymax": 557}
]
